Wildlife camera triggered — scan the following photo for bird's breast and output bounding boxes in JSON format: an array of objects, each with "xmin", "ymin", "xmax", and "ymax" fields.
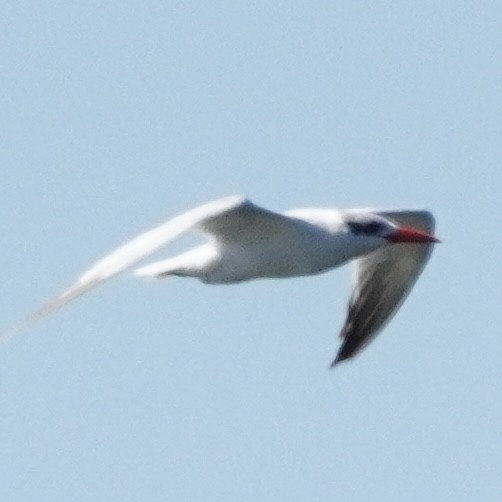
[{"xmin": 204, "ymin": 230, "xmax": 353, "ymax": 284}]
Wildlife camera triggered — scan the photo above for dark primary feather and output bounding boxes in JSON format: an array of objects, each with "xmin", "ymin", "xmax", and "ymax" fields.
[{"xmin": 332, "ymin": 210, "xmax": 436, "ymax": 366}]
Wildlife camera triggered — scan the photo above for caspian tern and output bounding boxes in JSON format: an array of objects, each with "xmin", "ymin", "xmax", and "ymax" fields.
[{"xmin": 11, "ymin": 196, "xmax": 439, "ymax": 365}]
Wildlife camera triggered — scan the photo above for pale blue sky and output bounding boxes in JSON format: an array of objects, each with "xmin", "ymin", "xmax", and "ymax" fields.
[{"xmin": 1, "ymin": 2, "xmax": 501, "ymax": 501}]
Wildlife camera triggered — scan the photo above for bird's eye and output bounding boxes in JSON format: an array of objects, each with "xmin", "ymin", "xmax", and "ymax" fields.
[
  {"xmin": 347, "ymin": 220, "xmax": 385, "ymax": 235},
  {"xmin": 363, "ymin": 222, "xmax": 382, "ymax": 233}
]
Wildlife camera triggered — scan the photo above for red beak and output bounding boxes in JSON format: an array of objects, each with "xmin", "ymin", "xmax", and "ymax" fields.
[{"xmin": 389, "ymin": 226, "xmax": 440, "ymax": 244}]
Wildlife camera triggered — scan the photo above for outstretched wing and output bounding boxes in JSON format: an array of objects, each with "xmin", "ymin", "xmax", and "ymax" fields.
[
  {"xmin": 332, "ymin": 210, "xmax": 436, "ymax": 366},
  {"xmin": 11, "ymin": 196, "xmax": 294, "ymax": 332}
]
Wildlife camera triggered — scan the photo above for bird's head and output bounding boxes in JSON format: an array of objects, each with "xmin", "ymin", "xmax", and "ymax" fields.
[{"xmin": 345, "ymin": 214, "xmax": 440, "ymax": 245}]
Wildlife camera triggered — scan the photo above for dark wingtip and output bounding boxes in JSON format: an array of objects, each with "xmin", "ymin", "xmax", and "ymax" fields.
[
  {"xmin": 330, "ymin": 338, "xmax": 357, "ymax": 368},
  {"xmin": 329, "ymin": 352, "xmax": 348, "ymax": 369}
]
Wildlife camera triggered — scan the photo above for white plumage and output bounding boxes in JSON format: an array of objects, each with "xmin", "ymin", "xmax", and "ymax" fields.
[{"xmin": 9, "ymin": 196, "xmax": 438, "ymax": 365}]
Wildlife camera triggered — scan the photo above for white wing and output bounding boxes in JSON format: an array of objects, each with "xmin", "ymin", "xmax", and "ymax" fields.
[
  {"xmin": 332, "ymin": 210, "xmax": 436, "ymax": 366},
  {"xmin": 12, "ymin": 195, "xmax": 296, "ymax": 331}
]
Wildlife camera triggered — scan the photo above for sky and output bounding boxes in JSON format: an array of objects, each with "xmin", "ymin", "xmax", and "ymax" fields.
[{"xmin": 1, "ymin": 1, "xmax": 501, "ymax": 501}]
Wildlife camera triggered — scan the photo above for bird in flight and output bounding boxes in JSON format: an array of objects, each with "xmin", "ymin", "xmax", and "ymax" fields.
[{"xmin": 11, "ymin": 196, "xmax": 439, "ymax": 366}]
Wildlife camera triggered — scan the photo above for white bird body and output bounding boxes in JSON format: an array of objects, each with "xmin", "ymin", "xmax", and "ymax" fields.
[
  {"xmin": 9, "ymin": 195, "xmax": 439, "ymax": 365},
  {"xmin": 135, "ymin": 208, "xmax": 378, "ymax": 283}
]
